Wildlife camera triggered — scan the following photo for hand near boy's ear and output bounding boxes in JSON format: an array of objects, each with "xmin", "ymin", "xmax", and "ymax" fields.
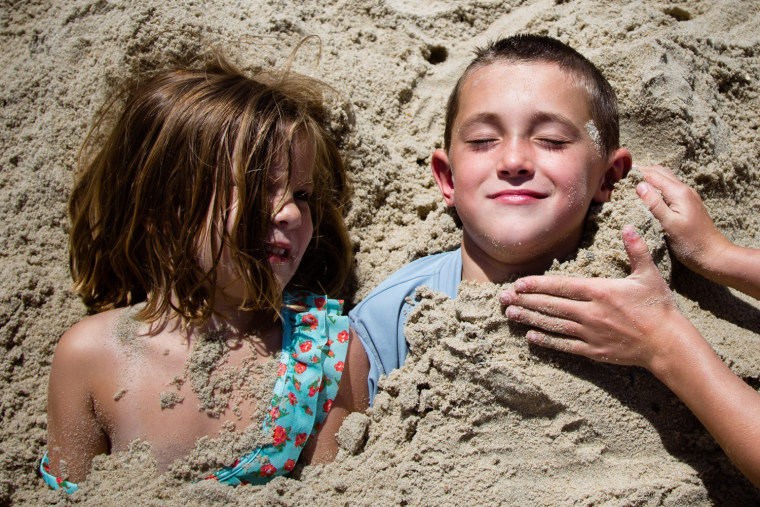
[
  {"xmin": 637, "ymin": 165, "xmax": 760, "ymax": 301},
  {"xmin": 499, "ymin": 225, "xmax": 685, "ymax": 369},
  {"xmin": 637, "ymin": 165, "xmax": 730, "ymax": 270}
]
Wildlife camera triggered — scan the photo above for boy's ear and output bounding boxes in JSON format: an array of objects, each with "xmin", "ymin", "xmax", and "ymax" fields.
[
  {"xmin": 432, "ymin": 149, "xmax": 456, "ymax": 207},
  {"xmin": 593, "ymin": 148, "xmax": 633, "ymax": 203}
]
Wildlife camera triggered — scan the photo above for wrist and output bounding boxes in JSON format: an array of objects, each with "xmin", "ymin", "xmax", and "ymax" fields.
[
  {"xmin": 644, "ymin": 313, "xmax": 708, "ymax": 381},
  {"xmin": 686, "ymin": 233, "xmax": 732, "ymax": 280}
]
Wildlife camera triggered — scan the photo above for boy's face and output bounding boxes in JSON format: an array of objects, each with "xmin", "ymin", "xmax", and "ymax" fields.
[{"xmin": 433, "ymin": 61, "xmax": 629, "ymax": 282}]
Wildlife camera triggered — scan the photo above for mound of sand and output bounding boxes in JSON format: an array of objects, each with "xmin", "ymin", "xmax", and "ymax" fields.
[{"xmin": 3, "ymin": 0, "xmax": 760, "ymax": 504}]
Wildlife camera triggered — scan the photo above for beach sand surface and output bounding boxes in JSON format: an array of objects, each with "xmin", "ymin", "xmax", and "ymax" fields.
[{"xmin": 3, "ymin": 0, "xmax": 760, "ymax": 504}]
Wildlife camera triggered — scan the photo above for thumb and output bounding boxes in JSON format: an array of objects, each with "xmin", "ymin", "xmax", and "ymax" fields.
[
  {"xmin": 622, "ymin": 225, "xmax": 658, "ymax": 276},
  {"xmin": 636, "ymin": 181, "xmax": 670, "ymax": 226}
]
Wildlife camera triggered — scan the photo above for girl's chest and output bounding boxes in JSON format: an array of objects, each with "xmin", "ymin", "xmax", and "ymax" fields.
[{"xmin": 93, "ymin": 334, "xmax": 279, "ymax": 470}]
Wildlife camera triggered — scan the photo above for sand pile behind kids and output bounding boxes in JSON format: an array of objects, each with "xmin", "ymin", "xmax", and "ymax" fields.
[{"xmin": 3, "ymin": 0, "xmax": 760, "ymax": 504}]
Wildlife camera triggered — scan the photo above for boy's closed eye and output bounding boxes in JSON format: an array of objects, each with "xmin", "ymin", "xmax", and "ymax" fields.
[{"xmin": 535, "ymin": 137, "xmax": 571, "ymax": 150}]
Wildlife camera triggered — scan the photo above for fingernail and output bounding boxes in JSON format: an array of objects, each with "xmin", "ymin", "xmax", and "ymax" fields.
[
  {"xmin": 505, "ymin": 306, "xmax": 518, "ymax": 318},
  {"xmin": 636, "ymin": 182, "xmax": 648, "ymax": 196},
  {"xmin": 514, "ymin": 279, "xmax": 526, "ymax": 292},
  {"xmin": 500, "ymin": 291, "xmax": 514, "ymax": 304}
]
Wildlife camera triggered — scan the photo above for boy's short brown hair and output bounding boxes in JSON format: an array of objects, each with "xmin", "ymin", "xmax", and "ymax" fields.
[
  {"xmin": 69, "ymin": 53, "xmax": 351, "ymax": 326},
  {"xmin": 444, "ymin": 34, "xmax": 620, "ymax": 158}
]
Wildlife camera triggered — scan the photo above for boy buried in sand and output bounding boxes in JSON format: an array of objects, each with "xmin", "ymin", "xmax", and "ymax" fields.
[
  {"xmin": 348, "ymin": 34, "xmax": 632, "ymax": 402},
  {"xmin": 40, "ymin": 50, "xmax": 366, "ymax": 492},
  {"xmin": 501, "ymin": 164, "xmax": 760, "ymax": 487}
]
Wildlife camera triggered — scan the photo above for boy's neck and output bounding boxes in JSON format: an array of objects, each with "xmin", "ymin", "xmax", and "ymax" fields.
[{"xmin": 459, "ymin": 234, "xmax": 578, "ymax": 283}]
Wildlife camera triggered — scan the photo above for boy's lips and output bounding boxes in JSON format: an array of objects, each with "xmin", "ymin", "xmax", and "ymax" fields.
[{"xmin": 488, "ymin": 188, "xmax": 547, "ymax": 203}]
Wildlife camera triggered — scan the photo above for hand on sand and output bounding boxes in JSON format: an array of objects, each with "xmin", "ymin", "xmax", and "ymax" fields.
[
  {"xmin": 499, "ymin": 225, "xmax": 689, "ymax": 370},
  {"xmin": 636, "ymin": 165, "xmax": 730, "ymax": 276}
]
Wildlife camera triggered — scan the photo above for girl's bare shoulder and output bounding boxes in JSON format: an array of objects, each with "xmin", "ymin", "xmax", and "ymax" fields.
[{"xmin": 53, "ymin": 309, "xmax": 125, "ymax": 364}]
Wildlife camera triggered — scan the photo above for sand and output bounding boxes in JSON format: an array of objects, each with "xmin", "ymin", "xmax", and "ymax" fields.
[{"xmin": 3, "ymin": 0, "xmax": 760, "ymax": 504}]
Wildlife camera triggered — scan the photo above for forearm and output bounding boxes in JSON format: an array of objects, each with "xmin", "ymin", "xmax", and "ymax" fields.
[
  {"xmin": 648, "ymin": 320, "xmax": 760, "ymax": 487},
  {"xmin": 695, "ymin": 243, "xmax": 760, "ymax": 301}
]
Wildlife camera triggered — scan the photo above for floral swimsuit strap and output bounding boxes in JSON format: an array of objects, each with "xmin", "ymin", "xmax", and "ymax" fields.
[
  {"xmin": 39, "ymin": 291, "xmax": 349, "ymax": 492},
  {"xmin": 208, "ymin": 291, "xmax": 349, "ymax": 485}
]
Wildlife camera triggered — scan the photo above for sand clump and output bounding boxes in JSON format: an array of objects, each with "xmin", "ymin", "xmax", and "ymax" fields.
[{"xmin": 3, "ymin": 0, "xmax": 760, "ymax": 505}]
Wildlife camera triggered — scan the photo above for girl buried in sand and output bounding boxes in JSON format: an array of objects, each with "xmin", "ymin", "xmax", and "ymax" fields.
[{"xmin": 40, "ymin": 50, "xmax": 358, "ymax": 492}]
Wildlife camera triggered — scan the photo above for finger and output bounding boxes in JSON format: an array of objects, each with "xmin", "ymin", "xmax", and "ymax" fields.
[
  {"xmin": 526, "ymin": 330, "xmax": 589, "ymax": 356},
  {"xmin": 640, "ymin": 165, "xmax": 681, "ymax": 187},
  {"xmin": 636, "ymin": 180, "xmax": 675, "ymax": 224},
  {"xmin": 621, "ymin": 225, "xmax": 659, "ymax": 277},
  {"xmin": 500, "ymin": 291, "xmax": 586, "ymax": 322},
  {"xmin": 641, "ymin": 166, "xmax": 694, "ymax": 210},
  {"xmin": 512, "ymin": 275, "xmax": 594, "ymax": 301},
  {"xmin": 505, "ymin": 305, "xmax": 582, "ymax": 337}
]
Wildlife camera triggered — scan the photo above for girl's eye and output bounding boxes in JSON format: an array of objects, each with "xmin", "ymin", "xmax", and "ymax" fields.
[{"xmin": 294, "ymin": 190, "xmax": 311, "ymax": 202}]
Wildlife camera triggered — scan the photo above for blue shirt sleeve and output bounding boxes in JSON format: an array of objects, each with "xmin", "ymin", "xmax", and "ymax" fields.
[{"xmin": 348, "ymin": 249, "xmax": 462, "ymax": 403}]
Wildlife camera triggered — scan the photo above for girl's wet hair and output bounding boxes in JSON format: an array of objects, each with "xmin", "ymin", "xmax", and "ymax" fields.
[
  {"xmin": 69, "ymin": 51, "xmax": 351, "ymax": 325},
  {"xmin": 444, "ymin": 34, "xmax": 620, "ymax": 158}
]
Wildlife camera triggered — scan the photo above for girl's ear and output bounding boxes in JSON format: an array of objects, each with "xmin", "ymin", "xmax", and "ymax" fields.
[
  {"xmin": 432, "ymin": 149, "xmax": 456, "ymax": 206},
  {"xmin": 593, "ymin": 148, "xmax": 633, "ymax": 203}
]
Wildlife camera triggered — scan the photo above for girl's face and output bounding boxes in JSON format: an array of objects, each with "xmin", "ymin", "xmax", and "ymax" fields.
[
  {"xmin": 264, "ymin": 135, "xmax": 315, "ymax": 290},
  {"xmin": 198, "ymin": 136, "xmax": 314, "ymax": 306}
]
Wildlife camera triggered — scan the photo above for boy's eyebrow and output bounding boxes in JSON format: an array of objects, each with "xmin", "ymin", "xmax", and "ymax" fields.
[
  {"xmin": 457, "ymin": 111, "xmax": 583, "ymax": 134},
  {"xmin": 457, "ymin": 112, "xmax": 500, "ymax": 132},
  {"xmin": 530, "ymin": 111, "xmax": 582, "ymax": 134}
]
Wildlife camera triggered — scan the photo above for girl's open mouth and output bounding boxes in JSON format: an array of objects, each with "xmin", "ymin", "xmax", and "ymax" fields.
[{"xmin": 266, "ymin": 244, "xmax": 290, "ymax": 262}]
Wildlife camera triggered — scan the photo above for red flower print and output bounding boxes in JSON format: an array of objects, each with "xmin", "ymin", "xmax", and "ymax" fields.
[
  {"xmin": 327, "ymin": 350, "xmax": 335, "ymax": 358},
  {"xmin": 273, "ymin": 425, "xmax": 290, "ymax": 445},
  {"xmin": 284, "ymin": 459, "xmax": 296, "ymax": 471},
  {"xmin": 335, "ymin": 361, "xmax": 344, "ymax": 372},
  {"xmin": 312, "ymin": 356, "xmax": 320, "ymax": 363},
  {"xmin": 269, "ymin": 406, "xmax": 280, "ymax": 420},
  {"xmin": 260, "ymin": 464, "xmax": 277, "ymax": 476},
  {"xmin": 301, "ymin": 314, "xmax": 318, "ymax": 330},
  {"xmin": 295, "ymin": 433, "xmax": 308, "ymax": 447},
  {"xmin": 308, "ymin": 385, "xmax": 316, "ymax": 397},
  {"xmin": 294, "ymin": 362, "xmax": 307, "ymax": 374},
  {"xmin": 323, "ymin": 399, "xmax": 333, "ymax": 412},
  {"xmin": 314, "ymin": 296, "xmax": 326, "ymax": 309},
  {"xmin": 337, "ymin": 330, "xmax": 349, "ymax": 343},
  {"xmin": 277, "ymin": 363, "xmax": 287, "ymax": 376},
  {"xmin": 206, "ymin": 474, "xmax": 218, "ymax": 481},
  {"xmin": 293, "ymin": 380, "xmax": 302, "ymax": 391},
  {"xmin": 300, "ymin": 340, "xmax": 312, "ymax": 353},
  {"xmin": 304, "ymin": 406, "xmax": 313, "ymax": 416},
  {"xmin": 288, "ymin": 392, "xmax": 297, "ymax": 405}
]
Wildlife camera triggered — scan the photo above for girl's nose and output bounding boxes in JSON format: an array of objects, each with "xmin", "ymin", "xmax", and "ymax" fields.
[
  {"xmin": 499, "ymin": 139, "xmax": 535, "ymax": 178},
  {"xmin": 272, "ymin": 193, "xmax": 302, "ymax": 229}
]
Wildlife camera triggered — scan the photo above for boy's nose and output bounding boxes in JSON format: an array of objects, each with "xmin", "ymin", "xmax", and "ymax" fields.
[
  {"xmin": 272, "ymin": 194, "xmax": 302, "ymax": 229},
  {"xmin": 498, "ymin": 140, "xmax": 535, "ymax": 177}
]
